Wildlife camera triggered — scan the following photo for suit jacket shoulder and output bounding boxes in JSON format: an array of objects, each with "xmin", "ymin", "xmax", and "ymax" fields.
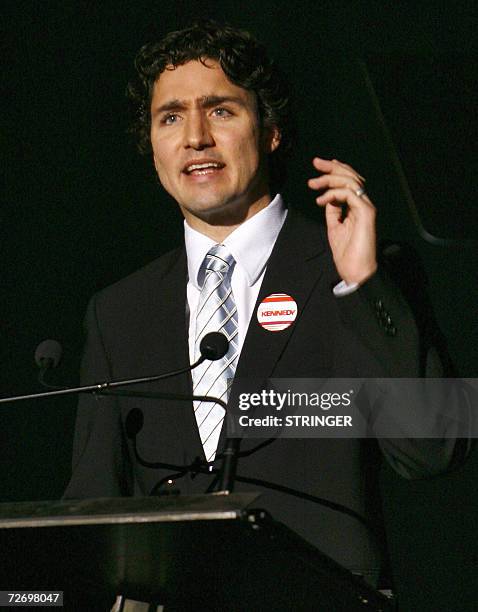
[{"xmin": 93, "ymin": 246, "xmax": 186, "ymax": 314}]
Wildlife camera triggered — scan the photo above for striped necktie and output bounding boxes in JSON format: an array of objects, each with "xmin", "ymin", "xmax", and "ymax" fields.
[{"xmin": 192, "ymin": 244, "xmax": 239, "ymax": 463}]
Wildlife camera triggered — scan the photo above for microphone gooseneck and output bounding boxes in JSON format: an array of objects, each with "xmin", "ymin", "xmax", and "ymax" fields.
[{"xmin": 0, "ymin": 333, "xmax": 230, "ymax": 405}]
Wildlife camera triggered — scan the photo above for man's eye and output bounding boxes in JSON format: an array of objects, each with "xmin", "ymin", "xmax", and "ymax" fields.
[
  {"xmin": 213, "ymin": 108, "xmax": 232, "ymax": 118},
  {"xmin": 162, "ymin": 114, "xmax": 179, "ymax": 125}
]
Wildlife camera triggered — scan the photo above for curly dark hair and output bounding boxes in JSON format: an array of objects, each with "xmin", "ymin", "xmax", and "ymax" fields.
[{"xmin": 127, "ymin": 20, "xmax": 294, "ymax": 190}]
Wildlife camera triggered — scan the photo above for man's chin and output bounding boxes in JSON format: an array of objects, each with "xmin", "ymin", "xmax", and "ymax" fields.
[{"xmin": 180, "ymin": 197, "xmax": 250, "ymax": 226}]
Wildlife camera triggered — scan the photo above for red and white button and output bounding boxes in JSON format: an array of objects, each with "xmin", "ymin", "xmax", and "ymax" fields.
[{"xmin": 257, "ymin": 293, "xmax": 298, "ymax": 332}]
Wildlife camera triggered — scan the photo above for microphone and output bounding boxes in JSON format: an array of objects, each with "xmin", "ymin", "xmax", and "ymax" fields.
[
  {"xmin": 34, "ymin": 339, "xmax": 63, "ymax": 387},
  {"xmin": 125, "ymin": 408, "xmax": 144, "ymax": 440},
  {"xmin": 0, "ymin": 332, "xmax": 230, "ymax": 405},
  {"xmin": 199, "ymin": 332, "xmax": 229, "ymax": 361},
  {"xmin": 35, "ymin": 339, "xmax": 62, "ymax": 369}
]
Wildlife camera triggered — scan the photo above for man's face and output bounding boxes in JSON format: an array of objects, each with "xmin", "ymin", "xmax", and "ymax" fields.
[{"xmin": 150, "ymin": 59, "xmax": 280, "ymax": 229}]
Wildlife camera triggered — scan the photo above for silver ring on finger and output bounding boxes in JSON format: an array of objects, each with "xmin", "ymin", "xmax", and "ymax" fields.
[{"xmin": 355, "ymin": 187, "xmax": 366, "ymax": 198}]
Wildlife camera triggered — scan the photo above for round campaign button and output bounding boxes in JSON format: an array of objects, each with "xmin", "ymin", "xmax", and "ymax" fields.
[{"xmin": 257, "ymin": 293, "xmax": 298, "ymax": 332}]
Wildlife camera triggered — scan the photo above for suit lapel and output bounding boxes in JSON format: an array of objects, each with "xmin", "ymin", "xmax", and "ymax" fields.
[
  {"xmin": 217, "ymin": 209, "xmax": 329, "ymax": 454},
  {"xmin": 234, "ymin": 209, "xmax": 328, "ymax": 381}
]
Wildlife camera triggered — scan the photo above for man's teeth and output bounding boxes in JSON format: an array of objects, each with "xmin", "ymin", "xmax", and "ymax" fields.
[{"xmin": 186, "ymin": 163, "xmax": 222, "ymax": 173}]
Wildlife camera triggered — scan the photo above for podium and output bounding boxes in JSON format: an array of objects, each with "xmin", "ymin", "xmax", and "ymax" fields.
[{"xmin": 0, "ymin": 494, "xmax": 393, "ymax": 611}]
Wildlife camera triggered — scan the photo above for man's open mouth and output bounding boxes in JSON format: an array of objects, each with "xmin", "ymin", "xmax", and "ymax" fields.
[{"xmin": 183, "ymin": 161, "xmax": 225, "ymax": 175}]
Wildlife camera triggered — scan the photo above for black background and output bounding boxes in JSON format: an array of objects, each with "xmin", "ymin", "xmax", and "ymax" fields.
[{"xmin": 2, "ymin": 2, "xmax": 477, "ymax": 610}]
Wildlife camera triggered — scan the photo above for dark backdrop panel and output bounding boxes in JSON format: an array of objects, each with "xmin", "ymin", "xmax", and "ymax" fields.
[{"xmin": 2, "ymin": 2, "xmax": 477, "ymax": 610}]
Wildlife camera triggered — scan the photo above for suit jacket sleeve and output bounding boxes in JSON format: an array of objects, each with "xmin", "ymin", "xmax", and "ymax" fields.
[{"xmin": 336, "ymin": 268, "xmax": 472, "ymax": 480}]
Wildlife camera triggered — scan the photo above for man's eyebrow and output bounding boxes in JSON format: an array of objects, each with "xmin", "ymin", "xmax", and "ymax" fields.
[
  {"xmin": 152, "ymin": 99, "xmax": 188, "ymax": 116},
  {"xmin": 200, "ymin": 95, "xmax": 246, "ymax": 108},
  {"xmin": 152, "ymin": 95, "xmax": 246, "ymax": 116}
]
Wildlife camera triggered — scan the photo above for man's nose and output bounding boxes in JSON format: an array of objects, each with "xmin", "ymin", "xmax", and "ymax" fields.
[{"xmin": 183, "ymin": 112, "xmax": 214, "ymax": 150}]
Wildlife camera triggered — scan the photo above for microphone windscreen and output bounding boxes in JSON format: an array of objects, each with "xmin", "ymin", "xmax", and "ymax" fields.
[
  {"xmin": 200, "ymin": 332, "xmax": 229, "ymax": 361},
  {"xmin": 34, "ymin": 339, "xmax": 63, "ymax": 368},
  {"xmin": 125, "ymin": 408, "xmax": 144, "ymax": 439}
]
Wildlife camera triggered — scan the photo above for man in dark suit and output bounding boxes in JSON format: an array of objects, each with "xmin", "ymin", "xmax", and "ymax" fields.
[{"xmin": 64, "ymin": 21, "xmax": 463, "ymax": 588}]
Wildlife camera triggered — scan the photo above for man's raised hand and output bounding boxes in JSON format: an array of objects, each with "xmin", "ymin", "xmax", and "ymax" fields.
[{"xmin": 308, "ymin": 157, "xmax": 377, "ymax": 285}]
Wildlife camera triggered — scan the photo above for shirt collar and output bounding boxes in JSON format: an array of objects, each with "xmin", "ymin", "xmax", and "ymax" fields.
[{"xmin": 185, "ymin": 194, "xmax": 287, "ymax": 289}]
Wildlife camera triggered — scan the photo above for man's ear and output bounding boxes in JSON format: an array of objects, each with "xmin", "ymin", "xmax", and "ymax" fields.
[
  {"xmin": 264, "ymin": 125, "xmax": 281, "ymax": 153},
  {"xmin": 270, "ymin": 126, "xmax": 281, "ymax": 152}
]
